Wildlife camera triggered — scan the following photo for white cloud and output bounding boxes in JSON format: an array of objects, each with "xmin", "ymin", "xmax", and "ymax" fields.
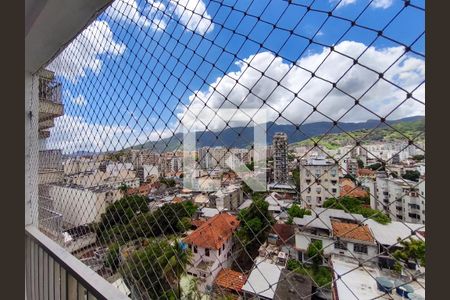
[
  {"xmin": 333, "ymin": 0, "xmax": 393, "ymax": 9},
  {"xmin": 168, "ymin": 0, "xmax": 214, "ymax": 35},
  {"xmin": 47, "ymin": 20, "xmax": 126, "ymax": 83},
  {"xmin": 334, "ymin": 0, "xmax": 357, "ymax": 8},
  {"xmin": 47, "ymin": 115, "xmax": 150, "ymax": 153},
  {"xmin": 178, "ymin": 41, "xmax": 425, "ymax": 132},
  {"xmin": 72, "ymin": 95, "xmax": 87, "ymax": 106},
  {"xmin": 106, "ymin": 0, "xmax": 151, "ymax": 27},
  {"xmin": 371, "ymin": 0, "xmax": 394, "ymax": 9}
]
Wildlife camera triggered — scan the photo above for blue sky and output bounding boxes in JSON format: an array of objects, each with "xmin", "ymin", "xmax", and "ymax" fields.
[{"xmin": 47, "ymin": 0, "xmax": 425, "ymax": 153}]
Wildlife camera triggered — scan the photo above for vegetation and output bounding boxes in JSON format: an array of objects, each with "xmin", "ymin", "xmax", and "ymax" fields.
[
  {"xmin": 286, "ymin": 204, "xmax": 311, "ymax": 224},
  {"xmin": 307, "ymin": 240, "xmax": 325, "ymax": 267},
  {"xmin": 357, "ymin": 158, "xmax": 365, "ymax": 168},
  {"xmin": 160, "ymin": 177, "xmax": 177, "ymax": 188},
  {"xmin": 402, "ymin": 170, "xmax": 421, "ymax": 182},
  {"xmin": 286, "ymin": 259, "xmax": 332, "ymax": 288},
  {"xmin": 234, "ymin": 193, "xmax": 273, "ymax": 271},
  {"xmin": 99, "ymin": 197, "xmax": 197, "ymax": 244},
  {"xmin": 393, "ymin": 238, "xmax": 425, "ymax": 273},
  {"xmin": 367, "ymin": 162, "xmax": 384, "ymax": 171},
  {"xmin": 323, "ymin": 196, "xmax": 391, "ymax": 224},
  {"xmin": 118, "ymin": 183, "xmax": 130, "ymax": 193},
  {"xmin": 105, "ymin": 242, "xmax": 120, "ymax": 272},
  {"xmin": 122, "ymin": 239, "xmax": 192, "ymax": 299},
  {"xmin": 292, "ymin": 169, "xmax": 300, "ymax": 190},
  {"xmin": 97, "ymin": 195, "xmax": 149, "ymax": 233},
  {"xmin": 293, "ymin": 119, "xmax": 425, "ymax": 150}
]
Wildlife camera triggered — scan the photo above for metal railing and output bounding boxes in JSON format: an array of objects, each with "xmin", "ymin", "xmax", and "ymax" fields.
[{"xmin": 25, "ymin": 226, "xmax": 130, "ymax": 300}]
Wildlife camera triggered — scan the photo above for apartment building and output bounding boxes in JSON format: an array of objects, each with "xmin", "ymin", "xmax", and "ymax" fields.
[
  {"xmin": 210, "ymin": 184, "xmax": 244, "ymax": 211},
  {"xmin": 184, "ymin": 213, "xmax": 240, "ymax": 293},
  {"xmin": 372, "ymin": 175, "xmax": 425, "ymax": 224},
  {"xmin": 299, "ymin": 157, "xmax": 340, "ymax": 208},
  {"xmin": 293, "ymin": 208, "xmax": 377, "ymax": 263},
  {"xmin": 272, "ymin": 132, "xmax": 288, "ymax": 184}
]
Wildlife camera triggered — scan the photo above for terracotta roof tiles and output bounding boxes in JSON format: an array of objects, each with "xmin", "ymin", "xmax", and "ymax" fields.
[
  {"xmin": 214, "ymin": 268, "xmax": 247, "ymax": 292},
  {"xmin": 331, "ymin": 220, "xmax": 375, "ymax": 243},
  {"xmin": 183, "ymin": 213, "xmax": 239, "ymax": 250}
]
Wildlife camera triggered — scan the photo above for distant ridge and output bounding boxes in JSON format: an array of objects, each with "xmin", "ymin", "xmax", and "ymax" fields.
[{"xmin": 129, "ymin": 115, "xmax": 424, "ymax": 153}]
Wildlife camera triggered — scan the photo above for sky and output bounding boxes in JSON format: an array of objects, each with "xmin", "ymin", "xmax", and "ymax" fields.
[{"xmin": 46, "ymin": 0, "xmax": 425, "ymax": 153}]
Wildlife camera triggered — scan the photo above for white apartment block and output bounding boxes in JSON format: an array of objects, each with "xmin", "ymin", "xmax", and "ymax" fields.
[
  {"xmin": 48, "ymin": 184, "xmax": 123, "ymax": 227},
  {"xmin": 210, "ymin": 184, "xmax": 244, "ymax": 211},
  {"xmin": 373, "ymin": 175, "xmax": 425, "ymax": 224},
  {"xmin": 198, "ymin": 147, "xmax": 251, "ymax": 170},
  {"xmin": 299, "ymin": 157, "xmax": 340, "ymax": 208}
]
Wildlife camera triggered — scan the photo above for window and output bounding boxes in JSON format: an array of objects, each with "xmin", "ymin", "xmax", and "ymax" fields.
[
  {"xmin": 218, "ymin": 248, "xmax": 221, "ymax": 256},
  {"xmin": 316, "ymin": 196, "xmax": 322, "ymax": 203},
  {"xmin": 223, "ymin": 243, "xmax": 225, "ymax": 251},
  {"xmin": 335, "ymin": 241, "xmax": 347, "ymax": 250},
  {"xmin": 306, "ymin": 196, "xmax": 311, "ymax": 202},
  {"xmin": 316, "ymin": 187, "xmax": 322, "ymax": 193},
  {"xmin": 354, "ymin": 244, "xmax": 368, "ymax": 254},
  {"xmin": 332, "ymin": 188, "xmax": 337, "ymax": 193},
  {"xmin": 193, "ymin": 245, "xmax": 197, "ymax": 253},
  {"xmin": 205, "ymin": 248, "xmax": 210, "ymax": 257}
]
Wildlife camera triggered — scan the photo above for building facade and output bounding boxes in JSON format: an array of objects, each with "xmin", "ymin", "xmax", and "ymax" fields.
[{"xmin": 272, "ymin": 132, "xmax": 288, "ymax": 184}]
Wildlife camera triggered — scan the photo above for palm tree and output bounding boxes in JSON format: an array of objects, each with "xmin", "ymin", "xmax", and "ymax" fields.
[{"xmin": 162, "ymin": 240, "xmax": 193, "ymax": 299}]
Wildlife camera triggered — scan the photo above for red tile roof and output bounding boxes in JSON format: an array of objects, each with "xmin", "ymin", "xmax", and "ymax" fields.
[
  {"xmin": 191, "ymin": 219, "xmax": 206, "ymax": 228},
  {"xmin": 172, "ymin": 196, "xmax": 183, "ymax": 203},
  {"xmin": 184, "ymin": 213, "xmax": 239, "ymax": 250},
  {"xmin": 340, "ymin": 185, "xmax": 369, "ymax": 198},
  {"xmin": 214, "ymin": 268, "xmax": 247, "ymax": 292},
  {"xmin": 331, "ymin": 221, "xmax": 375, "ymax": 243},
  {"xmin": 357, "ymin": 168, "xmax": 375, "ymax": 177}
]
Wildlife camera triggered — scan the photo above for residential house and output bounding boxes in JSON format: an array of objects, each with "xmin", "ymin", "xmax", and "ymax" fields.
[{"xmin": 183, "ymin": 213, "xmax": 240, "ymax": 293}]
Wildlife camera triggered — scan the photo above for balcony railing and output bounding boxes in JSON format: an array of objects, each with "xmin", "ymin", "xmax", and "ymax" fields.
[
  {"xmin": 25, "ymin": 226, "xmax": 130, "ymax": 300},
  {"xmin": 39, "ymin": 77, "xmax": 62, "ymax": 104}
]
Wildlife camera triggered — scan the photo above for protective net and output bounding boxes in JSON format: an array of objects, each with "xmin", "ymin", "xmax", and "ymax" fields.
[{"xmin": 33, "ymin": 0, "xmax": 425, "ymax": 299}]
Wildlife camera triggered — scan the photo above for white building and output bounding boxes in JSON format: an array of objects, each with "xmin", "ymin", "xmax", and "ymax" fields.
[
  {"xmin": 299, "ymin": 157, "xmax": 340, "ymax": 208},
  {"xmin": 48, "ymin": 184, "xmax": 123, "ymax": 227},
  {"xmin": 183, "ymin": 213, "xmax": 240, "ymax": 293},
  {"xmin": 293, "ymin": 208, "xmax": 377, "ymax": 263},
  {"xmin": 210, "ymin": 184, "xmax": 243, "ymax": 211},
  {"xmin": 373, "ymin": 175, "xmax": 425, "ymax": 224}
]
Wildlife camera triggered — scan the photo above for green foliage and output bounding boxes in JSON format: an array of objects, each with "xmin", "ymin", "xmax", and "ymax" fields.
[
  {"xmin": 357, "ymin": 158, "xmax": 364, "ymax": 168},
  {"xmin": 323, "ymin": 196, "xmax": 390, "ymax": 224},
  {"xmin": 368, "ymin": 162, "xmax": 383, "ymax": 171},
  {"xmin": 402, "ymin": 170, "xmax": 421, "ymax": 182},
  {"xmin": 393, "ymin": 238, "xmax": 426, "ymax": 269},
  {"xmin": 160, "ymin": 177, "xmax": 177, "ymax": 187},
  {"xmin": 307, "ymin": 240, "xmax": 324, "ymax": 267},
  {"xmin": 98, "ymin": 195, "xmax": 149, "ymax": 234},
  {"xmin": 237, "ymin": 196, "xmax": 273, "ymax": 249},
  {"xmin": 246, "ymin": 161, "xmax": 254, "ymax": 171},
  {"xmin": 122, "ymin": 239, "xmax": 192, "ymax": 299},
  {"xmin": 294, "ymin": 119, "xmax": 425, "ymax": 149},
  {"xmin": 287, "ymin": 204, "xmax": 311, "ymax": 219},
  {"xmin": 105, "ymin": 242, "xmax": 120, "ymax": 272},
  {"xmin": 286, "ymin": 259, "xmax": 332, "ymax": 288},
  {"xmin": 100, "ymin": 199, "xmax": 197, "ymax": 244}
]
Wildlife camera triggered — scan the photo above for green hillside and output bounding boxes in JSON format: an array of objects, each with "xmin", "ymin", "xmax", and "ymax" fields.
[{"xmin": 292, "ymin": 119, "xmax": 425, "ymax": 150}]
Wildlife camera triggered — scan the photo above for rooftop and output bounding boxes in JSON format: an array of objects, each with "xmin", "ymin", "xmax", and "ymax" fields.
[
  {"xmin": 363, "ymin": 219, "xmax": 425, "ymax": 246},
  {"xmin": 294, "ymin": 207, "xmax": 365, "ymax": 231},
  {"xmin": 273, "ymin": 269, "xmax": 312, "ymax": 300},
  {"xmin": 331, "ymin": 221, "xmax": 375, "ymax": 243},
  {"xmin": 184, "ymin": 212, "xmax": 239, "ymax": 250},
  {"xmin": 241, "ymin": 261, "xmax": 283, "ymax": 299},
  {"xmin": 214, "ymin": 268, "xmax": 247, "ymax": 292}
]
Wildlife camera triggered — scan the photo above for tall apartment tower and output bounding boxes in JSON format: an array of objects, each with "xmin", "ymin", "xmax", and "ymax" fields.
[{"xmin": 272, "ymin": 132, "xmax": 288, "ymax": 184}]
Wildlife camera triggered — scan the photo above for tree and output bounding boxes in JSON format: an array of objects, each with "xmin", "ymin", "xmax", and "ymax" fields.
[
  {"xmin": 357, "ymin": 158, "xmax": 364, "ymax": 169},
  {"xmin": 412, "ymin": 154, "xmax": 425, "ymax": 161},
  {"xmin": 118, "ymin": 183, "xmax": 130, "ymax": 194},
  {"xmin": 402, "ymin": 170, "xmax": 420, "ymax": 182},
  {"xmin": 162, "ymin": 241, "xmax": 193, "ymax": 298},
  {"xmin": 393, "ymin": 238, "xmax": 425, "ymax": 272},
  {"xmin": 287, "ymin": 204, "xmax": 311, "ymax": 225},
  {"xmin": 292, "ymin": 169, "xmax": 300, "ymax": 189},
  {"xmin": 307, "ymin": 240, "xmax": 324, "ymax": 268}
]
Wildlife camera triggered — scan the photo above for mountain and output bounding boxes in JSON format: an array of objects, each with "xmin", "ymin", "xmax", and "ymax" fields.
[
  {"xmin": 130, "ymin": 116, "xmax": 425, "ymax": 153},
  {"xmin": 294, "ymin": 117, "xmax": 425, "ymax": 150}
]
